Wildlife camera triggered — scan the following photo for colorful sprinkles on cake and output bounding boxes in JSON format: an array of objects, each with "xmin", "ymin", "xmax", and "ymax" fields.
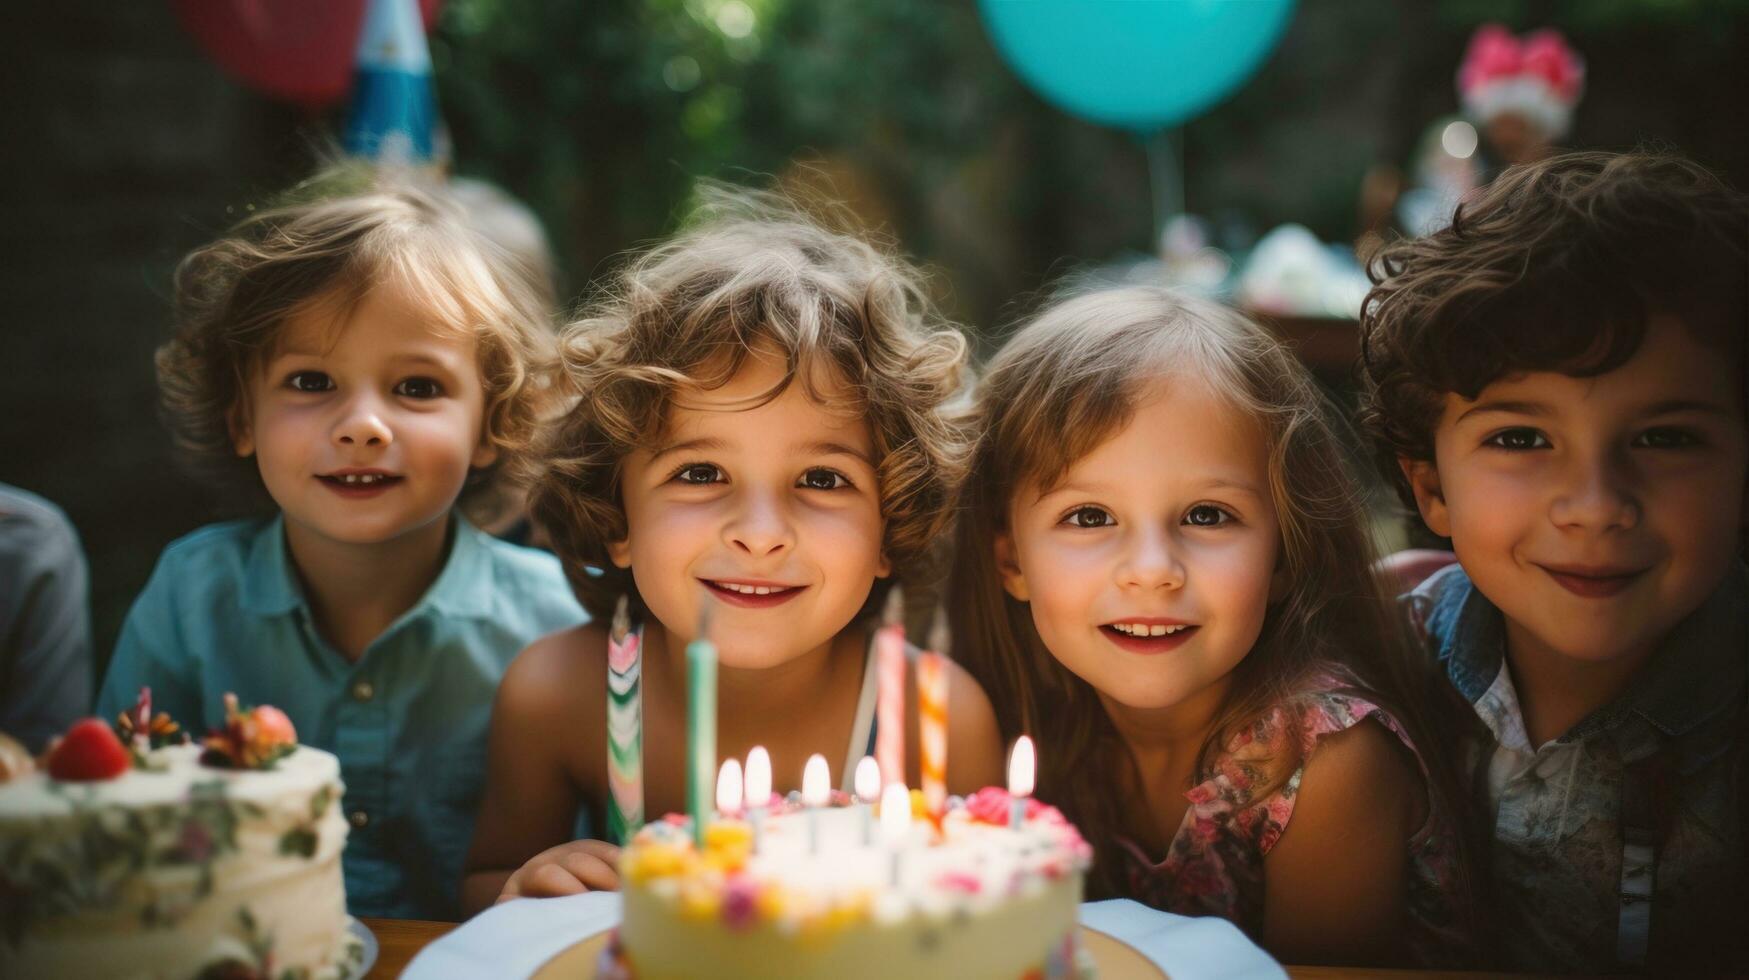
[{"xmin": 618, "ymin": 784, "xmax": 1091, "ymax": 937}]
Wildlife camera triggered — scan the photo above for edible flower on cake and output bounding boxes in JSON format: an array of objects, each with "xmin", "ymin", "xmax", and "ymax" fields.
[
  {"xmin": 113, "ymin": 686, "xmax": 188, "ymax": 770},
  {"xmin": 201, "ymin": 692, "xmax": 298, "ymax": 770},
  {"xmin": 114, "ymin": 685, "xmax": 184, "ymax": 749}
]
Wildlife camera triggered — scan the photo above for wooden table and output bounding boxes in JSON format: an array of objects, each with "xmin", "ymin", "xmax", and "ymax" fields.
[
  {"xmin": 362, "ymin": 918, "xmax": 454, "ymax": 979},
  {"xmin": 359, "ymin": 917, "xmax": 1540, "ymax": 980}
]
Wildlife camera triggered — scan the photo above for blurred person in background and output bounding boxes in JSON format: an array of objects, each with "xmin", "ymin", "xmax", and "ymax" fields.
[{"xmin": 0, "ymin": 483, "xmax": 93, "ymax": 754}]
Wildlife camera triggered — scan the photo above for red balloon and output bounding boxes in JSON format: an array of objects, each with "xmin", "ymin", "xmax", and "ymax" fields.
[{"xmin": 172, "ymin": 0, "xmax": 443, "ymax": 109}]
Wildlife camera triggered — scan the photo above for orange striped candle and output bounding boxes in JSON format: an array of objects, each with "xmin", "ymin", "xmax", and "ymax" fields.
[{"xmin": 918, "ymin": 608, "xmax": 950, "ymax": 814}]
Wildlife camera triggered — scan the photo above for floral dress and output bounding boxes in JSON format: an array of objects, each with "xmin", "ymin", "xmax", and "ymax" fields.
[{"xmin": 1116, "ymin": 672, "xmax": 1470, "ymax": 966}]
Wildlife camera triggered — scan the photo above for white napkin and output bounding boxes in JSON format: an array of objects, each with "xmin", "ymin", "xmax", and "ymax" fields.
[
  {"xmin": 404, "ymin": 893, "xmax": 1285, "ymax": 979},
  {"xmin": 403, "ymin": 891, "xmax": 623, "ymax": 979},
  {"xmin": 1081, "ymin": 899, "xmax": 1286, "ymax": 980}
]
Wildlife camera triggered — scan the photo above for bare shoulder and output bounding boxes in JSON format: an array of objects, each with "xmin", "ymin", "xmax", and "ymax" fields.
[
  {"xmin": 943, "ymin": 658, "xmax": 999, "ymax": 738},
  {"xmin": 942, "ymin": 657, "xmax": 1004, "ymax": 790},
  {"xmin": 1261, "ymin": 718, "xmax": 1419, "ymax": 963},
  {"xmin": 499, "ymin": 622, "xmax": 611, "ymax": 726},
  {"xmin": 1293, "ymin": 717, "xmax": 1420, "ymax": 833}
]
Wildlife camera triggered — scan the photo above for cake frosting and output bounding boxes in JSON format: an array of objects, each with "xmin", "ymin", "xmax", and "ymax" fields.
[
  {"xmin": 607, "ymin": 788, "xmax": 1094, "ymax": 979},
  {"xmin": 0, "ymin": 740, "xmax": 357, "ymax": 979}
]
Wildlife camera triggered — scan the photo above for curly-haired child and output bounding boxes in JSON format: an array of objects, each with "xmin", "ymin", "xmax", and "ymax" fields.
[
  {"xmin": 1360, "ymin": 150, "xmax": 1749, "ymax": 972},
  {"xmin": 97, "ymin": 175, "xmax": 587, "ymax": 920},
  {"xmin": 460, "ymin": 190, "xmax": 1004, "ymax": 912}
]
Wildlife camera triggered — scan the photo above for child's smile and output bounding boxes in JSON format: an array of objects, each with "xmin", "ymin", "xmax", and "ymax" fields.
[
  {"xmin": 700, "ymin": 577, "xmax": 807, "ymax": 607},
  {"xmin": 317, "ymin": 468, "xmax": 403, "ymax": 497},
  {"xmin": 1532, "ymin": 561, "xmax": 1649, "ymax": 598},
  {"xmin": 1099, "ymin": 618, "xmax": 1200, "ymax": 654}
]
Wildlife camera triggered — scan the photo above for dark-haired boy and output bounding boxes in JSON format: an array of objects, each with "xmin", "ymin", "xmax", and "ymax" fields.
[{"xmin": 1360, "ymin": 150, "xmax": 1748, "ymax": 972}]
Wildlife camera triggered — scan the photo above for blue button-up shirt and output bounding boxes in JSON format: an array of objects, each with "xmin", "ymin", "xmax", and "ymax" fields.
[{"xmin": 96, "ymin": 515, "xmax": 586, "ymax": 920}]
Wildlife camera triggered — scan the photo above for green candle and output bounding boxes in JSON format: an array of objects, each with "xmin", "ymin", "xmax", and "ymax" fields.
[{"xmin": 686, "ymin": 607, "xmax": 718, "ymax": 848}]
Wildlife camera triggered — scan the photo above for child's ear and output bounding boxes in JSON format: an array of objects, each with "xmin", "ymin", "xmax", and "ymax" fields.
[
  {"xmin": 1399, "ymin": 457, "xmax": 1453, "ymax": 538},
  {"xmin": 228, "ymin": 405, "xmax": 254, "ymax": 458},
  {"xmin": 606, "ymin": 535, "xmax": 633, "ymax": 569},
  {"xmin": 875, "ymin": 550, "xmax": 892, "ymax": 579},
  {"xmin": 470, "ymin": 434, "xmax": 500, "ymax": 470},
  {"xmin": 992, "ymin": 531, "xmax": 1029, "ymax": 602},
  {"xmin": 1268, "ymin": 560, "xmax": 1291, "ymax": 603}
]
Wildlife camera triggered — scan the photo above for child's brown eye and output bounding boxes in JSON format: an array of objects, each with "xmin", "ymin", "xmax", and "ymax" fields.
[
  {"xmin": 1184, "ymin": 505, "xmax": 1230, "ymax": 527},
  {"xmin": 675, "ymin": 464, "xmax": 722, "ymax": 485},
  {"xmin": 1485, "ymin": 428, "xmax": 1549, "ymax": 451},
  {"xmin": 1634, "ymin": 427, "xmax": 1700, "ymax": 449},
  {"xmin": 1063, "ymin": 506, "xmax": 1113, "ymax": 528},
  {"xmin": 798, "ymin": 468, "xmax": 849, "ymax": 491},
  {"xmin": 286, "ymin": 371, "xmax": 332, "ymax": 393},
  {"xmin": 394, "ymin": 377, "xmax": 443, "ymax": 399}
]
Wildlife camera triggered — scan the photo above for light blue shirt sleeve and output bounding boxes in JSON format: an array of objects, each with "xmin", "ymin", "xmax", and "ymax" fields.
[{"xmin": 98, "ymin": 549, "xmax": 204, "ymax": 727}]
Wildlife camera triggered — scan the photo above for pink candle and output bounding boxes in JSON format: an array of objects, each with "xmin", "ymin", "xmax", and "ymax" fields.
[{"xmin": 874, "ymin": 587, "xmax": 907, "ymax": 787}]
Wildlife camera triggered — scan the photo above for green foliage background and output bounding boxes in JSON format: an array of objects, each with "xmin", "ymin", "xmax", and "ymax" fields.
[{"xmin": 428, "ymin": 0, "xmax": 1749, "ymax": 337}]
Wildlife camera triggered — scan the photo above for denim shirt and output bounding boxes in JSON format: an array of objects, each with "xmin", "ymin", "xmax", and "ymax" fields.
[
  {"xmin": 1406, "ymin": 562, "xmax": 1748, "ymax": 973},
  {"xmin": 97, "ymin": 515, "xmax": 587, "ymax": 920}
]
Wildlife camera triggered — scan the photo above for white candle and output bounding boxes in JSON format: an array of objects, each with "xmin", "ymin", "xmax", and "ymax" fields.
[
  {"xmin": 802, "ymin": 753, "xmax": 830, "ymax": 855},
  {"xmin": 716, "ymin": 758, "xmax": 743, "ymax": 818},
  {"xmin": 854, "ymin": 755, "xmax": 880, "ymax": 847},
  {"xmin": 744, "ymin": 746, "xmax": 771, "ymax": 852},
  {"xmin": 880, "ymin": 781, "xmax": 912, "ymax": 886},
  {"xmin": 1007, "ymin": 736, "xmax": 1035, "ymax": 831}
]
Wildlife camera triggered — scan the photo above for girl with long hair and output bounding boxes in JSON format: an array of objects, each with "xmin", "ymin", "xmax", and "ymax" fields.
[{"xmin": 951, "ymin": 287, "xmax": 1480, "ymax": 966}]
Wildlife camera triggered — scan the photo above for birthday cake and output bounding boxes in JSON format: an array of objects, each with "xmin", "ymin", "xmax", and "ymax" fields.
[
  {"xmin": 0, "ymin": 695, "xmax": 360, "ymax": 979},
  {"xmin": 605, "ymin": 787, "xmax": 1094, "ymax": 979}
]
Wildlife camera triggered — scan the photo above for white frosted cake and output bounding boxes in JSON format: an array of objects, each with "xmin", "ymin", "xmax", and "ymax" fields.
[
  {"xmin": 606, "ymin": 789, "xmax": 1093, "ymax": 979},
  {"xmin": 0, "ymin": 700, "xmax": 358, "ymax": 979}
]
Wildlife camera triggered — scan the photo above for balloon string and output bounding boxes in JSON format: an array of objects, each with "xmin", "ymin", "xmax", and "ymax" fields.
[{"xmin": 1144, "ymin": 128, "xmax": 1183, "ymax": 258}]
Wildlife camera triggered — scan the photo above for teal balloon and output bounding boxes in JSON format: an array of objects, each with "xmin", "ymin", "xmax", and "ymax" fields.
[{"xmin": 980, "ymin": 0, "xmax": 1296, "ymax": 132}]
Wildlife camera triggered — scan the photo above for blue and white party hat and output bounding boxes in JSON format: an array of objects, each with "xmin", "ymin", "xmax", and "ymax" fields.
[{"xmin": 343, "ymin": 0, "xmax": 438, "ymax": 163}]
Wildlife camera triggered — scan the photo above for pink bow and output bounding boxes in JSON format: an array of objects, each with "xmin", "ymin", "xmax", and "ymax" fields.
[{"xmin": 1458, "ymin": 23, "xmax": 1585, "ymax": 102}]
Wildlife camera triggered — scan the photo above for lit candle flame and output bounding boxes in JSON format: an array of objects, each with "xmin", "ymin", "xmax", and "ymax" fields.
[
  {"xmin": 802, "ymin": 753, "xmax": 830, "ymax": 807},
  {"xmin": 854, "ymin": 755, "xmax": 880, "ymax": 804},
  {"xmin": 716, "ymin": 758, "xmax": 743, "ymax": 816},
  {"xmin": 1008, "ymin": 735, "xmax": 1035, "ymax": 799},
  {"xmin": 879, "ymin": 782, "xmax": 911, "ymax": 842},
  {"xmin": 744, "ymin": 746, "xmax": 771, "ymax": 809}
]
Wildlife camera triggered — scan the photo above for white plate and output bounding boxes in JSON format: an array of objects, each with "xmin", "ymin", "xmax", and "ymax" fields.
[
  {"xmin": 528, "ymin": 924, "xmax": 1166, "ymax": 979},
  {"xmin": 348, "ymin": 917, "xmax": 379, "ymax": 978}
]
